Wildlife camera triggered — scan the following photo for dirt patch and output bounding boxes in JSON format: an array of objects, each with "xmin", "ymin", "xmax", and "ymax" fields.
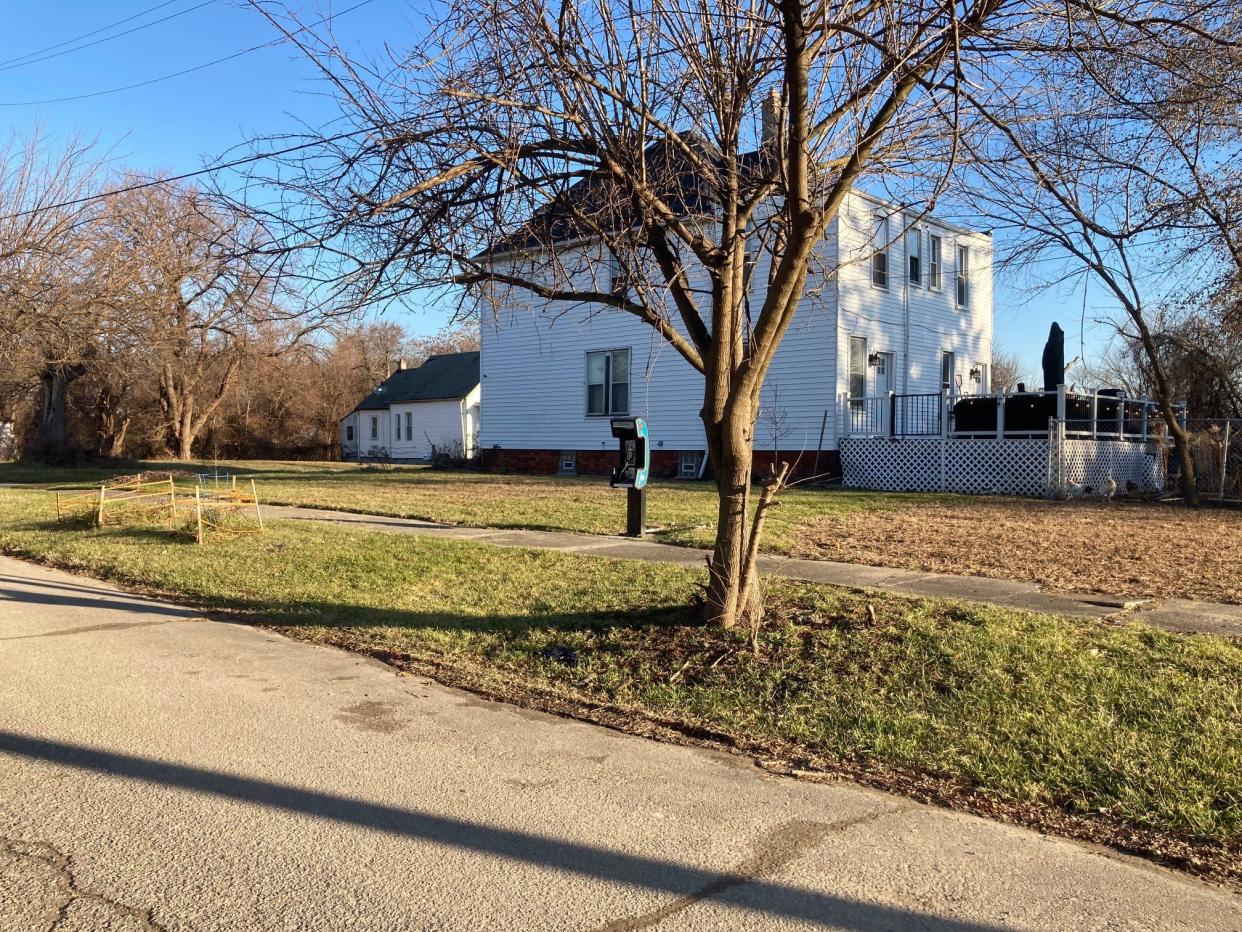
[{"xmin": 791, "ymin": 498, "xmax": 1242, "ymax": 604}]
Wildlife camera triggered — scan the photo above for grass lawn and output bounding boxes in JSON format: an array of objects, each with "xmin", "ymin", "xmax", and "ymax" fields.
[
  {"xmin": 5, "ymin": 458, "xmax": 1242, "ymax": 603},
  {"xmin": 0, "ymin": 485, "xmax": 1238, "ymax": 881}
]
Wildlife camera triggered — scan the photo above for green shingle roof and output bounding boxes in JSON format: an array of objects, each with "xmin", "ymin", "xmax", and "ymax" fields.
[{"xmin": 354, "ymin": 351, "xmax": 479, "ymax": 411}]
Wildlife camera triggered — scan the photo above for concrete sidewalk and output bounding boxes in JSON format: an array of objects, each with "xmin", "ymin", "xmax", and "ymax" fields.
[
  {"xmin": 266, "ymin": 505, "xmax": 1242, "ymax": 637},
  {"xmin": 2, "ymin": 554, "xmax": 1239, "ymax": 931}
]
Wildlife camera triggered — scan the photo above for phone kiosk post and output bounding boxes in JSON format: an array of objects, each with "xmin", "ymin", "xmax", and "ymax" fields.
[{"xmin": 609, "ymin": 417, "xmax": 649, "ymax": 537}]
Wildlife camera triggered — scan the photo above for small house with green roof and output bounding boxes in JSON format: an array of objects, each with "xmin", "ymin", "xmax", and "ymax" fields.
[{"xmin": 339, "ymin": 351, "xmax": 480, "ymax": 462}]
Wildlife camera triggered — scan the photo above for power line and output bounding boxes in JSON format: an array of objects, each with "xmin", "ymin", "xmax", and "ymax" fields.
[
  {"xmin": 0, "ymin": 1, "xmax": 219, "ymax": 74},
  {"xmin": 1, "ymin": 122, "xmax": 395, "ymax": 221},
  {"xmin": 0, "ymin": 0, "xmax": 378, "ymax": 107},
  {"xmin": 0, "ymin": 0, "xmax": 187, "ymax": 67}
]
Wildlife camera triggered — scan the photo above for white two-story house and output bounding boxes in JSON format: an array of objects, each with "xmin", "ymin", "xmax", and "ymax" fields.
[{"xmin": 478, "ymin": 189, "xmax": 992, "ymax": 479}]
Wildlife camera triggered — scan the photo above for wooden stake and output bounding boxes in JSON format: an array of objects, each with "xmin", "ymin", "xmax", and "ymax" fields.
[
  {"xmin": 251, "ymin": 479, "xmax": 263, "ymax": 529},
  {"xmin": 96, "ymin": 484, "xmax": 106, "ymax": 528},
  {"xmin": 195, "ymin": 488, "xmax": 204, "ymax": 545}
]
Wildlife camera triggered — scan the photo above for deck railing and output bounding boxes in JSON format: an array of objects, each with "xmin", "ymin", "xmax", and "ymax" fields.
[{"xmin": 840, "ymin": 386, "xmax": 1179, "ymax": 442}]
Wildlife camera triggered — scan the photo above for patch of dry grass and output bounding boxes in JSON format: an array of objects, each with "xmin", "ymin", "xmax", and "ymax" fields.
[{"xmin": 792, "ymin": 498, "xmax": 1242, "ymax": 604}]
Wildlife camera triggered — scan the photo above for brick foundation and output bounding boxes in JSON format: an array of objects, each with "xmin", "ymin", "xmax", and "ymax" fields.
[{"xmin": 481, "ymin": 447, "xmax": 841, "ymax": 482}]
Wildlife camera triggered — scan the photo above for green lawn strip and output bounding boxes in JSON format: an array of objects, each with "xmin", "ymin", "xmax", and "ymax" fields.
[
  {"xmin": 1, "ymin": 487, "xmax": 1238, "ymax": 877},
  {"xmin": 0, "ymin": 460, "xmax": 944, "ymax": 553}
]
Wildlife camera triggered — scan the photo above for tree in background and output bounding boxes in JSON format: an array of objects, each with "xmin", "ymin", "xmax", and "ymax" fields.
[
  {"xmin": 0, "ymin": 134, "xmax": 109, "ymax": 462},
  {"xmin": 965, "ymin": 14, "xmax": 1242, "ymax": 504}
]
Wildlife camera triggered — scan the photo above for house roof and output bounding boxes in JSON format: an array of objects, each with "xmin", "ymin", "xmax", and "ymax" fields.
[
  {"xmin": 353, "ymin": 351, "xmax": 479, "ymax": 411},
  {"xmin": 487, "ymin": 136, "xmax": 774, "ymax": 257}
]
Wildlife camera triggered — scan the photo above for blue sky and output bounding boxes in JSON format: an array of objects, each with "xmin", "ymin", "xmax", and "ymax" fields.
[{"xmin": 0, "ymin": 0, "xmax": 1117, "ymax": 375}]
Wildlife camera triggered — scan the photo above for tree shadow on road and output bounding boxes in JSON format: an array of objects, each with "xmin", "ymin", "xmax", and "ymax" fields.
[{"xmin": 0, "ymin": 729, "xmax": 1012, "ymax": 932}]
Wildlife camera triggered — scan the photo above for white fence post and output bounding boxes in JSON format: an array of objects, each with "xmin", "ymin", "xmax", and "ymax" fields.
[
  {"xmin": 1221, "ymin": 421, "xmax": 1232, "ymax": 503},
  {"xmin": 1090, "ymin": 391, "xmax": 1098, "ymax": 439},
  {"xmin": 997, "ymin": 392, "xmax": 1006, "ymax": 440},
  {"xmin": 1056, "ymin": 384, "xmax": 1067, "ymax": 430}
]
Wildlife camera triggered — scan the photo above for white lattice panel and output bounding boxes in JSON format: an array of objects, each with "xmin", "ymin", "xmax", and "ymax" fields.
[
  {"xmin": 841, "ymin": 436, "xmax": 1162, "ymax": 497},
  {"xmin": 1056, "ymin": 438, "xmax": 1164, "ymax": 492}
]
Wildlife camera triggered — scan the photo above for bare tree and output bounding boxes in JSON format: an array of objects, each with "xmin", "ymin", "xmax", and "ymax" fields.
[
  {"xmin": 990, "ymin": 348, "xmax": 1028, "ymax": 393},
  {"xmin": 99, "ymin": 181, "xmax": 299, "ymax": 460},
  {"xmin": 245, "ymin": 0, "xmax": 1228, "ymax": 625},
  {"xmin": 0, "ymin": 134, "xmax": 109, "ymax": 461},
  {"xmin": 962, "ymin": 17, "xmax": 1242, "ymax": 503}
]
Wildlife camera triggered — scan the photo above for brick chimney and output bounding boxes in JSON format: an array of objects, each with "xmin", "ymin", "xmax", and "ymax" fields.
[{"xmin": 761, "ymin": 88, "xmax": 784, "ymax": 149}]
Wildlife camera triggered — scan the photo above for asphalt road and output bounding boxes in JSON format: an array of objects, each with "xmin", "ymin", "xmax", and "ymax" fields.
[{"xmin": 0, "ymin": 555, "xmax": 1238, "ymax": 931}]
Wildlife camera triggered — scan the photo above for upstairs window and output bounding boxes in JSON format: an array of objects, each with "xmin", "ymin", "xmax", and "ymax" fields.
[
  {"xmin": 607, "ymin": 255, "xmax": 630, "ymax": 299},
  {"xmin": 907, "ymin": 225, "xmax": 922, "ymax": 286},
  {"xmin": 956, "ymin": 244, "xmax": 970, "ymax": 308},
  {"xmin": 394, "ymin": 413, "xmax": 401, "ymax": 440},
  {"xmin": 849, "ymin": 336, "xmax": 867, "ymax": 399},
  {"xmin": 871, "ymin": 214, "xmax": 889, "ymax": 288},
  {"xmin": 928, "ymin": 234, "xmax": 943, "ymax": 289},
  {"xmin": 586, "ymin": 348, "xmax": 630, "ymax": 416}
]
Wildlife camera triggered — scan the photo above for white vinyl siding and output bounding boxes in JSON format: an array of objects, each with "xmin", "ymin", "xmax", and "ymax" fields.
[{"xmin": 479, "ymin": 190, "xmax": 989, "ymax": 454}]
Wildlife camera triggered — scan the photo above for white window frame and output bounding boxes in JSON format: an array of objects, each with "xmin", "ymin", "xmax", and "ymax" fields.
[
  {"xmin": 956, "ymin": 243, "xmax": 970, "ymax": 308},
  {"xmin": 585, "ymin": 348, "xmax": 631, "ymax": 417},
  {"xmin": 677, "ymin": 450, "xmax": 702, "ymax": 478},
  {"xmin": 405, "ymin": 411, "xmax": 413, "ymax": 441},
  {"xmin": 871, "ymin": 214, "xmax": 889, "ymax": 289},
  {"xmin": 907, "ymin": 224, "xmax": 922, "ymax": 287},
  {"xmin": 370, "ymin": 416, "xmax": 378, "ymax": 440},
  {"xmin": 394, "ymin": 413, "xmax": 401, "ymax": 441},
  {"xmin": 607, "ymin": 255, "xmax": 629, "ymax": 298},
  {"xmin": 941, "ymin": 351, "xmax": 956, "ymax": 393},
  {"xmin": 928, "ymin": 233, "xmax": 943, "ymax": 290},
  {"xmin": 849, "ymin": 336, "xmax": 867, "ymax": 401},
  {"xmin": 559, "ymin": 451, "xmax": 577, "ymax": 475}
]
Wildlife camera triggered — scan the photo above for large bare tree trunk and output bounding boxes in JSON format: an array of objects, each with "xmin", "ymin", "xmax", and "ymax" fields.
[
  {"xmin": 36, "ymin": 364, "xmax": 84, "ymax": 463},
  {"xmin": 703, "ymin": 402, "xmax": 758, "ymax": 629},
  {"xmin": 1129, "ymin": 310, "xmax": 1199, "ymax": 504}
]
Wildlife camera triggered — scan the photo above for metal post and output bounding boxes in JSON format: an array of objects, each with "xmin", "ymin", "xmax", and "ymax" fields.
[
  {"xmin": 195, "ymin": 488, "xmax": 204, "ymax": 545},
  {"xmin": 997, "ymin": 391, "xmax": 1006, "ymax": 440},
  {"xmin": 888, "ymin": 391, "xmax": 896, "ymax": 438},
  {"xmin": 1090, "ymin": 391, "xmax": 1098, "ymax": 439},
  {"xmin": 251, "ymin": 479, "xmax": 264, "ymax": 529},
  {"xmin": 941, "ymin": 389, "xmax": 950, "ymax": 439},
  {"xmin": 1220, "ymin": 421, "xmax": 1232, "ymax": 503},
  {"xmin": 1140, "ymin": 400, "xmax": 1149, "ymax": 441},
  {"xmin": 1116, "ymin": 395, "xmax": 1124, "ymax": 438},
  {"xmin": 1056, "ymin": 384, "xmax": 1067, "ymax": 433},
  {"xmin": 626, "ymin": 487, "xmax": 646, "ymax": 538},
  {"xmin": 840, "ymin": 394, "xmax": 850, "ymax": 439}
]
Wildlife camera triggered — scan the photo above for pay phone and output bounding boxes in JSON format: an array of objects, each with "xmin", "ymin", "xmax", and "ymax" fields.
[{"xmin": 609, "ymin": 417, "xmax": 649, "ymax": 536}]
